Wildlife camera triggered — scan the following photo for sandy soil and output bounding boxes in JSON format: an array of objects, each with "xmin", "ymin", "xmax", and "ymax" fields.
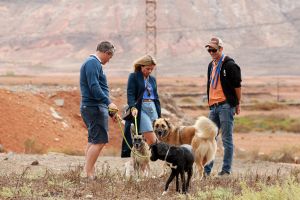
[{"xmin": 1, "ymin": 153, "xmax": 299, "ymax": 177}]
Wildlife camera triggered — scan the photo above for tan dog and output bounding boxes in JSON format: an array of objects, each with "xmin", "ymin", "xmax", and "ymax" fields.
[
  {"xmin": 153, "ymin": 118, "xmax": 196, "ymax": 146},
  {"xmin": 130, "ymin": 134, "xmax": 151, "ymax": 178},
  {"xmin": 191, "ymin": 116, "xmax": 217, "ymax": 179}
]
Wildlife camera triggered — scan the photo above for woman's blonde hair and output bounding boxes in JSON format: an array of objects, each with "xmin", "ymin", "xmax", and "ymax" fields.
[{"xmin": 133, "ymin": 55, "xmax": 156, "ymax": 72}]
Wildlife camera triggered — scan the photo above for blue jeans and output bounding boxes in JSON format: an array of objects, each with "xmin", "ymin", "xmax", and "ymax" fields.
[
  {"xmin": 139, "ymin": 101, "xmax": 158, "ymax": 133},
  {"xmin": 204, "ymin": 103, "xmax": 235, "ymax": 174}
]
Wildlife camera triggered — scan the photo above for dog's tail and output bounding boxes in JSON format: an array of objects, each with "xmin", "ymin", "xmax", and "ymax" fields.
[{"xmin": 193, "ymin": 116, "xmax": 218, "ymax": 139}]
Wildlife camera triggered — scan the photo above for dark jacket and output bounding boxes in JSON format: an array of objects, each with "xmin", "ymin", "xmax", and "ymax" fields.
[
  {"xmin": 207, "ymin": 56, "xmax": 242, "ymax": 107},
  {"xmin": 127, "ymin": 71, "xmax": 161, "ymax": 129}
]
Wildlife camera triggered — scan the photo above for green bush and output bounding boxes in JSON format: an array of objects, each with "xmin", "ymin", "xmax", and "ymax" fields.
[
  {"xmin": 235, "ymin": 115, "xmax": 300, "ymax": 133},
  {"xmin": 236, "ymin": 178, "xmax": 300, "ymax": 200}
]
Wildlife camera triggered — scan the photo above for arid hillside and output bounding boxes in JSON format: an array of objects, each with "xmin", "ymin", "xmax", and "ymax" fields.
[
  {"xmin": 0, "ymin": 76, "xmax": 126, "ymax": 155},
  {"xmin": 0, "ymin": 0, "xmax": 300, "ymax": 76}
]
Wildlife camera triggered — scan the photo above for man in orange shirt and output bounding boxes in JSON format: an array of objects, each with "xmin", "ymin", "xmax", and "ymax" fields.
[{"xmin": 204, "ymin": 37, "xmax": 242, "ymax": 176}]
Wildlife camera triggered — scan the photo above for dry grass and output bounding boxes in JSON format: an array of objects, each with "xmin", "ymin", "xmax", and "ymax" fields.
[
  {"xmin": 250, "ymin": 102, "xmax": 286, "ymax": 111},
  {"xmin": 24, "ymin": 138, "xmax": 45, "ymax": 154},
  {"xmin": 0, "ymin": 163, "xmax": 299, "ymax": 199},
  {"xmin": 241, "ymin": 145, "xmax": 300, "ymax": 164},
  {"xmin": 47, "ymin": 148, "xmax": 85, "ymax": 156}
]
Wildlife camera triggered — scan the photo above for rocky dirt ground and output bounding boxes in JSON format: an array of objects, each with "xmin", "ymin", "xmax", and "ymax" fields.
[
  {"xmin": 0, "ymin": 75, "xmax": 300, "ymax": 175},
  {"xmin": 1, "ymin": 152, "xmax": 299, "ymax": 178}
]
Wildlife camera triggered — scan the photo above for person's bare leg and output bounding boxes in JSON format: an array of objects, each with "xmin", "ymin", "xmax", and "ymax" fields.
[
  {"xmin": 85, "ymin": 143, "xmax": 92, "ymax": 156},
  {"xmin": 85, "ymin": 143, "xmax": 95, "ymax": 175},
  {"xmin": 143, "ymin": 131, "xmax": 157, "ymax": 145},
  {"xmin": 85, "ymin": 143, "xmax": 105, "ymax": 177}
]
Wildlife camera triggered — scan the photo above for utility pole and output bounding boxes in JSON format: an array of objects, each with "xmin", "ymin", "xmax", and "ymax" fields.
[{"xmin": 145, "ymin": 0, "xmax": 157, "ymax": 76}]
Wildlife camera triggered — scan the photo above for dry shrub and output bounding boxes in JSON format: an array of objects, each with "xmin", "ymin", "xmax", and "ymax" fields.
[
  {"xmin": 268, "ymin": 146, "xmax": 300, "ymax": 163},
  {"xmin": 243, "ymin": 145, "xmax": 300, "ymax": 164},
  {"xmin": 252, "ymin": 102, "xmax": 286, "ymax": 111},
  {"xmin": 24, "ymin": 138, "xmax": 44, "ymax": 154},
  {"xmin": 235, "ymin": 115, "xmax": 300, "ymax": 133},
  {"xmin": 62, "ymin": 165, "xmax": 83, "ymax": 184},
  {"xmin": 1, "ymin": 164, "xmax": 300, "ymax": 199},
  {"xmin": 179, "ymin": 97, "xmax": 196, "ymax": 104}
]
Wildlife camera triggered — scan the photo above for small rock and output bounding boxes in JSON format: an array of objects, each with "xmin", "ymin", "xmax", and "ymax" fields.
[
  {"xmin": 62, "ymin": 121, "xmax": 69, "ymax": 128},
  {"xmin": 50, "ymin": 107, "xmax": 63, "ymax": 120},
  {"xmin": 54, "ymin": 99, "xmax": 64, "ymax": 107},
  {"xmin": 85, "ymin": 194, "xmax": 93, "ymax": 199},
  {"xmin": 31, "ymin": 160, "xmax": 39, "ymax": 165}
]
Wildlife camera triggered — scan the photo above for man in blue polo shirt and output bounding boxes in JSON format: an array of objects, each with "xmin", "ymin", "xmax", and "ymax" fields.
[{"xmin": 80, "ymin": 41, "xmax": 118, "ymax": 180}]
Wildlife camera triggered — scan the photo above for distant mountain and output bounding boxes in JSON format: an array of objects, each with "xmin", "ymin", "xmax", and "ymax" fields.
[{"xmin": 0, "ymin": 0, "xmax": 300, "ymax": 77}]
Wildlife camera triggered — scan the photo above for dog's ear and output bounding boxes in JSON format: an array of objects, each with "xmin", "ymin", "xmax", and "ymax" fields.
[
  {"xmin": 164, "ymin": 118, "xmax": 171, "ymax": 129},
  {"xmin": 149, "ymin": 143, "xmax": 157, "ymax": 152},
  {"xmin": 149, "ymin": 142, "xmax": 155, "ymax": 150},
  {"xmin": 152, "ymin": 119, "xmax": 156, "ymax": 128}
]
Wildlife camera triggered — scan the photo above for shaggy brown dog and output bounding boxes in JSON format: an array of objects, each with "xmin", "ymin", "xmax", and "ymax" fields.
[
  {"xmin": 130, "ymin": 134, "xmax": 151, "ymax": 178},
  {"xmin": 191, "ymin": 116, "xmax": 217, "ymax": 179},
  {"xmin": 153, "ymin": 118, "xmax": 195, "ymax": 145}
]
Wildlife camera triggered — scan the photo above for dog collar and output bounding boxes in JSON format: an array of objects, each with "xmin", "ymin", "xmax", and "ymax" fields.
[
  {"xmin": 164, "ymin": 146, "xmax": 170, "ymax": 161},
  {"xmin": 164, "ymin": 147, "xmax": 178, "ymax": 169}
]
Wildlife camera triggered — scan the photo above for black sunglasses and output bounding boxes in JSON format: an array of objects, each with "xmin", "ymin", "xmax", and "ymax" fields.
[{"xmin": 207, "ymin": 48, "xmax": 218, "ymax": 53}]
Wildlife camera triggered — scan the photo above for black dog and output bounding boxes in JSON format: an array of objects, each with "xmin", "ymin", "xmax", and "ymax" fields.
[{"xmin": 150, "ymin": 142, "xmax": 194, "ymax": 194}]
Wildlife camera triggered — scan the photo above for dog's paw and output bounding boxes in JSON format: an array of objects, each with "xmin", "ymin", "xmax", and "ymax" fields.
[{"xmin": 162, "ymin": 191, "xmax": 169, "ymax": 196}]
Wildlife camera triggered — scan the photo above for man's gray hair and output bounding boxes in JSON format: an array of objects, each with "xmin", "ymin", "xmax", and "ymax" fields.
[{"xmin": 96, "ymin": 41, "xmax": 115, "ymax": 54}]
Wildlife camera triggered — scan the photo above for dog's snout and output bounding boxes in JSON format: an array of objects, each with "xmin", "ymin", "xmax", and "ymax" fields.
[{"xmin": 155, "ymin": 128, "xmax": 164, "ymax": 136}]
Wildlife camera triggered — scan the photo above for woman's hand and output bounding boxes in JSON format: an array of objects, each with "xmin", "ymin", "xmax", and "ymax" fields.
[
  {"xmin": 131, "ymin": 107, "xmax": 138, "ymax": 117},
  {"xmin": 235, "ymin": 104, "xmax": 241, "ymax": 115}
]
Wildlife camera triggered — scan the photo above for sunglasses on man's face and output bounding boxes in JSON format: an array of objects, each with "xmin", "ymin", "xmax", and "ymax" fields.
[{"xmin": 207, "ymin": 48, "xmax": 218, "ymax": 53}]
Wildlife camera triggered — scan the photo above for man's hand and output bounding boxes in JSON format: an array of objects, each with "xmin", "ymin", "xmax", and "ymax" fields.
[
  {"xmin": 108, "ymin": 103, "xmax": 118, "ymax": 110},
  {"xmin": 235, "ymin": 104, "xmax": 241, "ymax": 115},
  {"xmin": 131, "ymin": 107, "xmax": 138, "ymax": 117},
  {"xmin": 108, "ymin": 103, "xmax": 118, "ymax": 122}
]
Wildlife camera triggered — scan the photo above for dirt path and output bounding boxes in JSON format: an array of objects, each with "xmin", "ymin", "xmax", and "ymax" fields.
[{"xmin": 1, "ymin": 153, "xmax": 299, "ymax": 178}]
